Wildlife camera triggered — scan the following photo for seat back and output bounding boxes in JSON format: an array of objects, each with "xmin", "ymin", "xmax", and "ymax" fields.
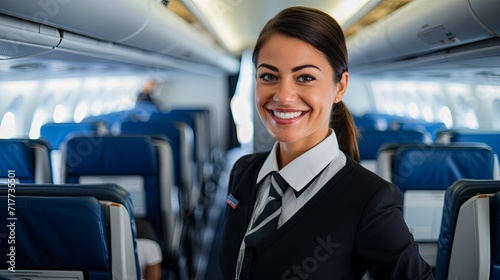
[
  {"xmin": 437, "ymin": 129, "xmax": 500, "ymax": 169},
  {"xmin": 0, "ymin": 183, "xmax": 139, "ymax": 279},
  {"xmin": 0, "ymin": 139, "xmax": 52, "ymax": 183},
  {"xmin": 393, "ymin": 143, "xmax": 497, "ymax": 193},
  {"xmin": 437, "ymin": 129, "xmax": 500, "ymax": 153},
  {"xmin": 61, "ymin": 135, "xmax": 181, "ymax": 261},
  {"xmin": 435, "ymin": 179, "xmax": 500, "ymax": 280},
  {"xmin": 39, "ymin": 122, "xmax": 99, "ymax": 151},
  {"xmin": 447, "ymin": 193, "xmax": 492, "ymax": 280},
  {"xmin": 39, "ymin": 122, "xmax": 101, "ymax": 184},
  {"xmin": 490, "ymin": 191, "xmax": 500, "ymax": 279},
  {"xmin": 0, "ymin": 195, "xmax": 110, "ymax": 279},
  {"xmin": 357, "ymin": 129, "xmax": 428, "ymax": 173},
  {"xmin": 119, "ymin": 119, "xmax": 195, "ymax": 207},
  {"xmin": 391, "ymin": 143, "xmax": 497, "ymax": 268}
]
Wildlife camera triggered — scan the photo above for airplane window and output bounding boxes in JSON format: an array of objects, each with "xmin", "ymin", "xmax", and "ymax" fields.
[
  {"xmin": 422, "ymin": 105, "xmax": 434, "ymax": 122},
  {"xmin": 408, "ymin": 102, "xmax": 420, "ymax": 119},
  {"xmin": 446, "ymin": 84, "xmax": 479, "ymax": 129},
  {"xmin": 73, "ymin": 103, "xmax": 89, "ymax": 123},
  {"xmin": 371, "ymin": 80, "xmax": 393, "ymax": 114},
  {"xmin": 0, "ymin": 112, "xmax": 16, "ymax": 139},
  {"xmin": 438, "ymin": 106, "xmax": 453, "ymax": 128},
  {"xmin": 493, "ymin": 99, "xmax": 500, "ymax": 129},
  {"xmin": 343, "ymin": 76, "xmax": 372, "ymax": 116},
  {"xmin": 230, "ymin": 51, "xmax": 254, "ymax": 145},
  {"xmin": 29, "ymin": 110, "xmax": 47, "ymax": 139},
  {"xmin": 458, "ymin": 95, "xmax": 479, "ymax": 128},
  {"xmin": 420, "ymin": 82, "xmax": 444, "ymax": 122},
  {"xmin": 53, "ymin": 104, "xmax": 67, "ymax": 123}
]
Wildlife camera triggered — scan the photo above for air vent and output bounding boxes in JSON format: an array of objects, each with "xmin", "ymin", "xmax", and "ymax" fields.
[
  {"xmin": 10, "ymin": 62, "xmax": 46, "ymax": 71},
  {"xmin": 476, "ymin": 71, "xmax": 500, "ymax": 83}
]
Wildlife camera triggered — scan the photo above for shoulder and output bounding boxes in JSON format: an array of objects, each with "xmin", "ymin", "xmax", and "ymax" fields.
[
  {"xmin": 227, "ymin": 152, "xmax": 269, "ymax": 191},
  {"xmin": 342, "ymin": 156, "xmax": 403, "ymax": 205},
  {"xmin": 230, "ymin": 152, "xmax": 269, "ymax": 176}
]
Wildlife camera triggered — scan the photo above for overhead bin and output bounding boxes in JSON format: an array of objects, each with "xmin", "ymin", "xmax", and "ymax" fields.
[
  {"xmin": 0, "ymin": 0, "xmax": 239, "ymax": 73},
  {"xmin": 347, "ymin": 0, "xmax": 500, "ymax": 68},
  {"xmin": 0, "ymin": 13, "xmax": 60, "ymax": 59}
]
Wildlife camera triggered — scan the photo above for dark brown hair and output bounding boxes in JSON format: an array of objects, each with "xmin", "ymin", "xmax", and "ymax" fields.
[{"xmin": 252, "ymin": 6, "xmax": 360, "ymax": 162}]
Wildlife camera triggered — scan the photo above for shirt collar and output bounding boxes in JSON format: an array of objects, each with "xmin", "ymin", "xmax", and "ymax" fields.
[{"xmin": 257, "ymin": 129, "xmax": 341, "ymax": 195}]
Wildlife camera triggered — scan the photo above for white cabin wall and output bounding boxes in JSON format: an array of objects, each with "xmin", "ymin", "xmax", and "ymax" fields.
[
  {"xmin": 158, "ymin": 73, "xmax": 230, "ymax": 150},
  {"xmin": 0, "ymin": 81, "xmax": 42, "ymax": 138},
  {"xmin": 343, "ymin": 75, "xmax": 375, "ymax": 117},
  {"xmin": 473, "ymin": 85, "xmax": 500, "ymax": 130}
]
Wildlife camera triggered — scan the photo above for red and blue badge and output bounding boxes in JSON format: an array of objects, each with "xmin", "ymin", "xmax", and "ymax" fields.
[{"xmin": 226, "ymin": 194, "xmax": 238, "ymax": 209}]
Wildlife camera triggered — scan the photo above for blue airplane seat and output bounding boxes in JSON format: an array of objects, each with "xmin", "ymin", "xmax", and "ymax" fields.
[
  {"xmin": 391, "ymin": 144, "xmax": 497, "ymax": 268},
  {"xmin": 0, "ymin": 183, "xmax": 139, "ymax": 279},
  {"xmin": 437, "ymin": 129, "xmax": 500, "ymax": 165},
  {"xmin": 358, "ymin": 129, "xmax": 428, "ymax": 161},
  {"xmin": 392, "ymin": 143, "xmax": 497, "ymax": 192},
  {"xmin": 61, "ymin": 134, "xmax": 183, "ymax": 274},
  {"xmin": 40, "ymin": 122, "xmax": 102, "ymax": 184},
  {"xmin": 0, "ymin": 139, "xmax": 52, "ymax": 183},
  {"xmin": 490, "ymin": 191, "xmax": 500, "ymax": 279},
  {"xmin": 0, "ymin": 184, "xmax": 140, "ymax": 280},
  {"xmin": 0, "ymin": 196, "xmax": 110, "ymax": 279},
  {"xmin": 149, "ymin": 110, "xmax": 206, "ymax": 164},
  {"xmin": 162, "ymin": 109, "xmax": 212, "ymax": 171},
  {"xmin": 119, "ymin": 119, "xmax": 195, "ymax": 198},
  {"xmin": 395, "ymin": 121, "xmax": 447, "ymax": 141},
  {"xmin": 435, "ymin": 180, "xmax": 500, "ymax": 279},
  {"xmin": 39, "ymin": 122, "xmax": 99, "ymax": 150},
  {"xmin": 357, "ymin": 129, "xmax": 428, "ymax": 174}
]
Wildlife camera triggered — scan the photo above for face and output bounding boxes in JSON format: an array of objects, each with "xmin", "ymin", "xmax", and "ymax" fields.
[{"xmin": 255, "ymin": 34, "xmax": 348, "ymax": 151}]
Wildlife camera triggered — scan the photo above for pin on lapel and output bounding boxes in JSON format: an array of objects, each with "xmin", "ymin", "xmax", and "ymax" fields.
[{"xmin": 227, "ymin": 194, "xmax": 238, "ymax": 209}]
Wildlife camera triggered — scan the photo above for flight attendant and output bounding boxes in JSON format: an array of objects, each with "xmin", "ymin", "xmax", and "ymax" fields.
[{"xmin": 219, "ymin": 6, "xmax": 433, "ymax": 280}]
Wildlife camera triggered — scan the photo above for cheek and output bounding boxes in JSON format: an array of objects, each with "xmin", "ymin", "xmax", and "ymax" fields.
[{"xmin": 255, "ymin": 85, "xmax": 270, "ymax": 106}]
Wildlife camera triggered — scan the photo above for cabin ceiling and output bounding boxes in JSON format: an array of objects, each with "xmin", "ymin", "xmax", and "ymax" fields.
[
  {"xmin": 170, "ymin": 0, "xmax": 413, "ymax": 55},
  {"xmin": 1, "ymin": 0, "xmax": 499, "ymax": 82}
]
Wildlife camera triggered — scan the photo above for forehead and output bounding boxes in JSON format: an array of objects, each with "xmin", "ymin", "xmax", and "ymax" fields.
[{"xmin": 257, "ymin": 34, "xmax": 330, "ymax": 69}]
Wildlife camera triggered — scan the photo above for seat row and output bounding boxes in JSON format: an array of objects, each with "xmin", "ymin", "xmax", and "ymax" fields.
[
  {"xmin": 0, "ymin": 183, "xmax": 139, "ymax": 279},
  {"xmin": 435, "ymin": 179, "xmax": 500, "ymax": 280},
  {"xmin": 0, "ymin": 107, "xmax": 222, "ymax": 279}
]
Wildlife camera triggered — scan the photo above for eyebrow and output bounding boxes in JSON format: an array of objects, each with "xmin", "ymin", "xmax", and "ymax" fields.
[{"xmin": 256, "ymin": 63, "xmax": 321, "ymax": 72}]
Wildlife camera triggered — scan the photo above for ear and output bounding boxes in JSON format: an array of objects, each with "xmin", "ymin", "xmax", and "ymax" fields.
[{"xmin": 334, "ymin": 72, "xmax": 349, "ymax": 103}]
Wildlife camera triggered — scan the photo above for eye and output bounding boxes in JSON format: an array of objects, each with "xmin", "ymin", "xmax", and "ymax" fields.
[
  {"xmin": 258, "ymin": 73, "xmax": 278, "ymax": 82},
  {"xmin": 297, "ymin": 75, "xmax": 315, "ymax": 83}
]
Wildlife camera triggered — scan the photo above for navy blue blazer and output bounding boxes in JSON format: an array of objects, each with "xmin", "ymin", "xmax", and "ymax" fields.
[{"xmin": 219, "ymin": 152, "xmax": 434, "ymax": 280}]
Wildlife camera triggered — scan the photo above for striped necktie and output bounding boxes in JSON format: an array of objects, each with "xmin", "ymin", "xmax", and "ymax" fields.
[{"xmin": 245, "ymin": 171, "xmax": 289, "ymax": 247}]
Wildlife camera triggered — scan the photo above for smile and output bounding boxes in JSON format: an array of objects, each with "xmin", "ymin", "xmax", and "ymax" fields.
[{"xmin": 272, "ymin": 111, "xmax": 303, "ymax": 119}]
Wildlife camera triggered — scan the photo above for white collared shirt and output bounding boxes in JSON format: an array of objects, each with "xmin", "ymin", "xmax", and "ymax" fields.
[
  {"xmin": 235, "ymin": 129, "xmax": 347, "ymax": 279},
  {"xmin": 253, "ymin": 129, "xmax": 347, "ymax": 227}
]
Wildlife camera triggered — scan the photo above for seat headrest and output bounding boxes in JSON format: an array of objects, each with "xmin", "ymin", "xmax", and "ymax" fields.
[
  {"xmin": 40, "ymin": 122, "xmax": 98, "ymax": 150},
  {"xmin": 392, "ymin": 144, "xmax": 496, "ymax": 190},
  {"xmin": 358, "ymin": 129, "xmax": 427, "ymax": 160},
  {"xmin": 64, "ymin": 135, "xmax": 158, "ymax": 175},
  {"xmin": 0, "ymin": 196, "xmax": 109, "ymax": 269},
  {"xmin": 0, "ymin": 141, "xmax": 34, "ymax": 182}
]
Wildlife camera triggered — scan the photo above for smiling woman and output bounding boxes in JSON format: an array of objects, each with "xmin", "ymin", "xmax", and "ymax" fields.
[
  {"xmin": 219, "ymin": 6, "xmax": 434, "ymax": 280},
  {"xmin": 254, "ymin": 34, "xmax": 346, "ymax": 166}
]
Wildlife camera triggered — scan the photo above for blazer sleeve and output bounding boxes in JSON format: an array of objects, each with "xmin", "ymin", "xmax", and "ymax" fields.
[{"xmin": 355, "ymin": 183, "xmax": 434, "ymax": 280}]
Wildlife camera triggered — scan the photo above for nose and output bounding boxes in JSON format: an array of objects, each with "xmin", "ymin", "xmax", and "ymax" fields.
[{"xmin": 273, "ymin": 79, "xmax": 297, "ymax": 104}]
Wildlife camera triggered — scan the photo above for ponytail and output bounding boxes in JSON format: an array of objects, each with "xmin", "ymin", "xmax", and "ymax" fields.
[{"xmin": 330, "ymin": 101, "xmax": 360, "ymax": 162}]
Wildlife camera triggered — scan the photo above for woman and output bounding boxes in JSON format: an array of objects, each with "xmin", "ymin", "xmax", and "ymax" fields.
[{"xmin": 219, "ymin": 6, "xmax": 433, "ymax": 280}]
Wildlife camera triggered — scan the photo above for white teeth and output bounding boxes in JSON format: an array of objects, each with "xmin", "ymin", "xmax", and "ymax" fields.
[{"xmin": 273, "ymin": 111, "xmax": 303, "ymax": 119}]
